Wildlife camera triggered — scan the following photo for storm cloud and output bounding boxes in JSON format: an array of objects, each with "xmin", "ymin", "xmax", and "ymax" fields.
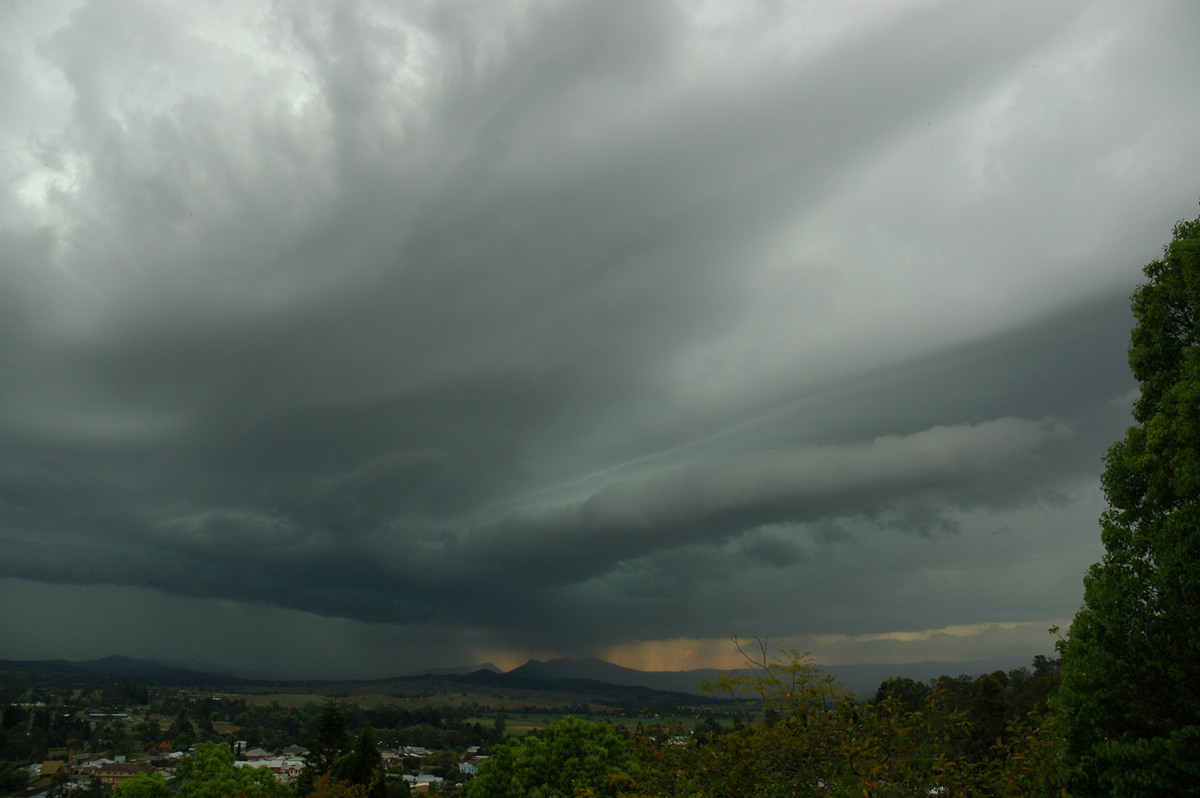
[{"xmin": 1, "ymin": 0, "xmax": 1198, "ymax": 677}]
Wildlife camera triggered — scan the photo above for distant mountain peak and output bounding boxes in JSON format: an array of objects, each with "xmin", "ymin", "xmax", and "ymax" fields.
[
  {"xmin": 510, "ymin": 657, "xmax": 647, "ymax": 681},
  {"xmin": 412, "ymin": 662, "xmax": 501, "ymax": 676}
]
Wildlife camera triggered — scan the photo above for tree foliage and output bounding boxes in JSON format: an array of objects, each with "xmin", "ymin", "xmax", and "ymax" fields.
[
  {"xmin": 460, "ymin": 716, "xmax": 635, "ymax": 798},
  {"xmin": 111, "ymin": 771, "xmax": 170, "ymax": 798},
  {"xmin": 1058, "ymin": 213, "xmax": 1200, "ymax": 795},
  {"xmin": 174, "ymin": 742, "xmax": 292, "ymax": 798},
  {"xmin": 627, "ymin": 644, "xmax": 1070, "ymax": 798},
  {"xmin": 299, "ymin": 699, "xmax": 351, "ymax": 796},
  {"xmin": 311, "ymin": 700, "xmax": 350, "ymax": 775},
  {"xmin": 335, "ymin": 723, "xmax": 387, "ymax": 798},
  {"xmin": 0, "ymin": 761, "xmax": 29, "ymax": 793},
  {"xmin": 308, "ymin": 774, "xmax": 368, "ymax": 798}
]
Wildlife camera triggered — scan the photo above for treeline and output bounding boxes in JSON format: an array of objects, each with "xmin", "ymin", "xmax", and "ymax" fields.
[
  {"xmin": 871, "ymin": 653, "xmax": 1060, "ymax": 758},
  {"xmin": 1, "ymin": 698, "xmax": 93, "ymax": 765},
  {"xmin": 0, "ymin": 691, "xmax": 501, "ymax": 765},
  {"xmin": 464, "ymin": 652, "xmax": 1071, "ymax": 797}
]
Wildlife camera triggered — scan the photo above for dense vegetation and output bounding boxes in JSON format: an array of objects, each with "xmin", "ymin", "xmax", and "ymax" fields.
[
  {"xmin": 0, "ymin": 685, "xmax": 501, "ymax": 767},
  {"xmin": 0, "ymin": 651, "xmax": 1067, "ymax": 796},
  {"xmin": 1057, "ymin": 212, "xmax": 1200, "ymax": 794},
  {"xmin": 467, "ymin": 648, "xmax": 1067, "ymax": 797}
]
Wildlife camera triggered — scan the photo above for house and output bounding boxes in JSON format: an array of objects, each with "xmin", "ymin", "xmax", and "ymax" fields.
[
  {"xmin": 40, "ymin": 762, "xmax": 67, "ymax": 780},
  {"xmin": 87, "ymin": 713, "xmax": 130, "ymax": 723},
  {"xmin": 95, "ymin": 762, "xmax": 154, "ymax": 786},
  {"xmin": 235, "ymin": 758, "xmax": 305, "ymax": 786},
  {"xmin": 402, "ymin": 774, "xmax": 444, "ymax": 794},
  {"xmin": 74, "ymin": 758, "xmax": 111, "ymax": 777}
]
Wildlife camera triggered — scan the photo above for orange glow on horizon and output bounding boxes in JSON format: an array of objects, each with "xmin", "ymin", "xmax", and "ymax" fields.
[{"xmin": 471, "ymin": 619, "xmax": 1065, "ymax": 674}]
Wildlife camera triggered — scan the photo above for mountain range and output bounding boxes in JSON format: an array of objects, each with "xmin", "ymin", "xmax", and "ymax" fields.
[
  {"xmin": 475, "ymin": 655, "xmax": 1032, "ymax": 697},
  {"xmin": 1, "ymin": 653, "xmax": 1037, "ymax": 697}
]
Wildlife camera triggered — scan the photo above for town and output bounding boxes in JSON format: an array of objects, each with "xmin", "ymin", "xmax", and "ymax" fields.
[
  {"xmin": 1, "ymin": 651, "xmax": 1067, "ymax": 797},
  {"xmin": 1, "ymin": 679, "xmax": 512, "ymax": 796}
]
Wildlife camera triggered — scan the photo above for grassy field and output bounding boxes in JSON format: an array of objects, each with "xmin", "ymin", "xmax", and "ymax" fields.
[
  {"xmin": 224, "ymin": 690, "xmax": 629, "ymax": 713},
  {"xmin": 462, "ymin": 712, "xmax": 740, "ymax": 737}
]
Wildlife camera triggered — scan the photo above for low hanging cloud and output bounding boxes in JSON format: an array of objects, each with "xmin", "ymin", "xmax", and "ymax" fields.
[{"xmin": 469, "ymin": 417, "xmax": 1068, "ymax": 583}]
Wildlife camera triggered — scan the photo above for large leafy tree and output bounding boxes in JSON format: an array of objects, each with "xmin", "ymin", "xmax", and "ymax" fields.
[
  {"xmin": 629, "ymin": 647, "xmax": 1069, "ymax": 797},
  {"xmin": 1058, "ymin": 213, "xmax": 1200, "ymax": 795},
  {"xmin": 461, "ymin": 716, "xmax": 635, "ymax": 798},
  {"xmin": 174, "ymin": 742, "xmax": 292, "ymax": 798},
  {"xmin": 111, "ymin": 772, "xmax": 170, "ymax": 798}
]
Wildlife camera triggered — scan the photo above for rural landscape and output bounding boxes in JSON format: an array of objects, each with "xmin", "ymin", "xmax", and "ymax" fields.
[{"xmin": 2, "ymin": 644, "xmax": 1065, "ymax": 796}]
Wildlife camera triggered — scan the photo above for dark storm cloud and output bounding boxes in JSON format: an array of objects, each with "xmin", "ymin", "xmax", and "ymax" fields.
[
  {"xmin": 1, "ymin": 0, "xmax": 1198, "ymax": 672},
  {"xmin": 470, "ymin": 417, "xmax": 1066, "ymax": 582}
]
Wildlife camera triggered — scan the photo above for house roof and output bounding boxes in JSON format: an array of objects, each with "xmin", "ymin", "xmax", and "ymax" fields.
[{"xmin": 97, "ymin": 763, "xmax": 152, "ymax": 774}]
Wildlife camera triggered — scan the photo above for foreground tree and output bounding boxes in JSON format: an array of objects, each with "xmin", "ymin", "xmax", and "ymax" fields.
[
  {"xmin": 0, "ymin": 762, "xmax": 28, "ymax": 794},
  {"xmin": 299, "ymin": 700, "xmax": 351, "ymax": 796},
  {"xmin": 336, "ymin": 723, "xmax": 387, "ymax": 798},
  {"xmin": 629, "ymin": 644, "xmax": 1070, "ymax": 797},
  {"xmin": 1058, "ymin": 213, "xmax": 1200, "ymax": 795},
  {"xmin": 461, "ymin": 716, "xmax": 635, "ymax": 798},
  {"xmin": 307, "ymin": 774, "xmax": 367, "ymax": 798},
  {"xmin": 111, "ymin": 772, "xmax": 170, "ymax": 798},
  {"xmin": 310, "ymin": 700, "xmax": 350, "ymax": 774},
  {"xmin": 174, "ymin": 742, "xmax": 292, "ymax": 798}
]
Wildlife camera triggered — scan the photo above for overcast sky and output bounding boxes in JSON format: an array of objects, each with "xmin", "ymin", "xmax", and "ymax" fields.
[{"xmin": 2, "ymin": 0, "xmax": 1199, "ymax": 680}]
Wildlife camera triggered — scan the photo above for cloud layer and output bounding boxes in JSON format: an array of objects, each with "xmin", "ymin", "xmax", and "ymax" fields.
[{"xmin": 2, "ymin": 0, "xmax": 1198, "ymax": 676}]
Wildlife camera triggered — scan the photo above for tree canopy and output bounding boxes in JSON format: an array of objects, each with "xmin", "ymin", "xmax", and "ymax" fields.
[
  {"xmin": 310, "ymin": 699, "xmax": 350, "ymax": 775},
  {"xmin": 1058, "ymin": 213, "xmax": 1200, "ymax": 795},
  {"xmin": 626, "ymin": 647, "xmax": 1069, "ymax": 797},
  {"xmin": 112, "ymin": 771, "xmax": 170, "ymax": 798},
  {"xmin": 335, "ymin": 723, "xmax": 387, "ymax": 798},
  {"xmin": 461, "ymin": 716, "xmax": 636, "ymax": 798},
  {"xmin": 173, "ymin": 742, "xmax": 292, "ymax": 798}
]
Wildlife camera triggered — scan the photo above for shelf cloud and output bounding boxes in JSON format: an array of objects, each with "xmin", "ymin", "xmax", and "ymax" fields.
[{"xmin": 1, "ymin": 0, "xmax": 1197, "ymax": 677}]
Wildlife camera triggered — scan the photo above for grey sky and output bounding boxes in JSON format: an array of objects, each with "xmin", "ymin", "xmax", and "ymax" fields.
[{"xmin": 2, "ymin": 0, "xmax": 1198, "ymax": 678}]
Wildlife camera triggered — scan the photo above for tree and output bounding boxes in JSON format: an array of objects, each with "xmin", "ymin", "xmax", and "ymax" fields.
[
  {"xmin": 111, "ymin": 771, "xmax": 170, "ymax": 798},
  {"xmin": 174, "ymin": 741, "xmax": 292, "ymax": 798},
  {"xmin": 308, "ymin": 774, "xmax": 368, "ymax": 798},
  {"xmin": 0, "ymin": 761, "xmax": 29, "ymax": 793},
  {"xmin": 460, "ymin": 716, "xmax": 635, "ymax": 798},
  {"xmin": 310, "ymin": 700, "xmax": 350, "ymax": 774},
  {"xmin": 632, "ymin": 648, "xmax": 940, "ymax": 797},
  {"xmin": 300, "ymin": 699, "xmax": 351, "ymax": 795},
  {"xmin": 873, "ymin": 677, "xmax": 931, "ymax": 713},
  {"xmin": 169, "ymin": 710, "xmax": 194, "ymax": 739},
  {"xmin": 966, "ymin": 672, "xmax": 1008, "ymax": 759},
  {"xmin": 138, "ymin": 719, "xmax": 163, "ymax": 741},
  {"xmin": 628, "ymin": 643, "xmax": 1071, "ymax": 798},
  {"xmin": 1058, "ymin": 212, "xmax": 1200, "ymax": 795},
  {"xmin": 336, "ymin": 724, "xmax": 387, "ymax": 798}
]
